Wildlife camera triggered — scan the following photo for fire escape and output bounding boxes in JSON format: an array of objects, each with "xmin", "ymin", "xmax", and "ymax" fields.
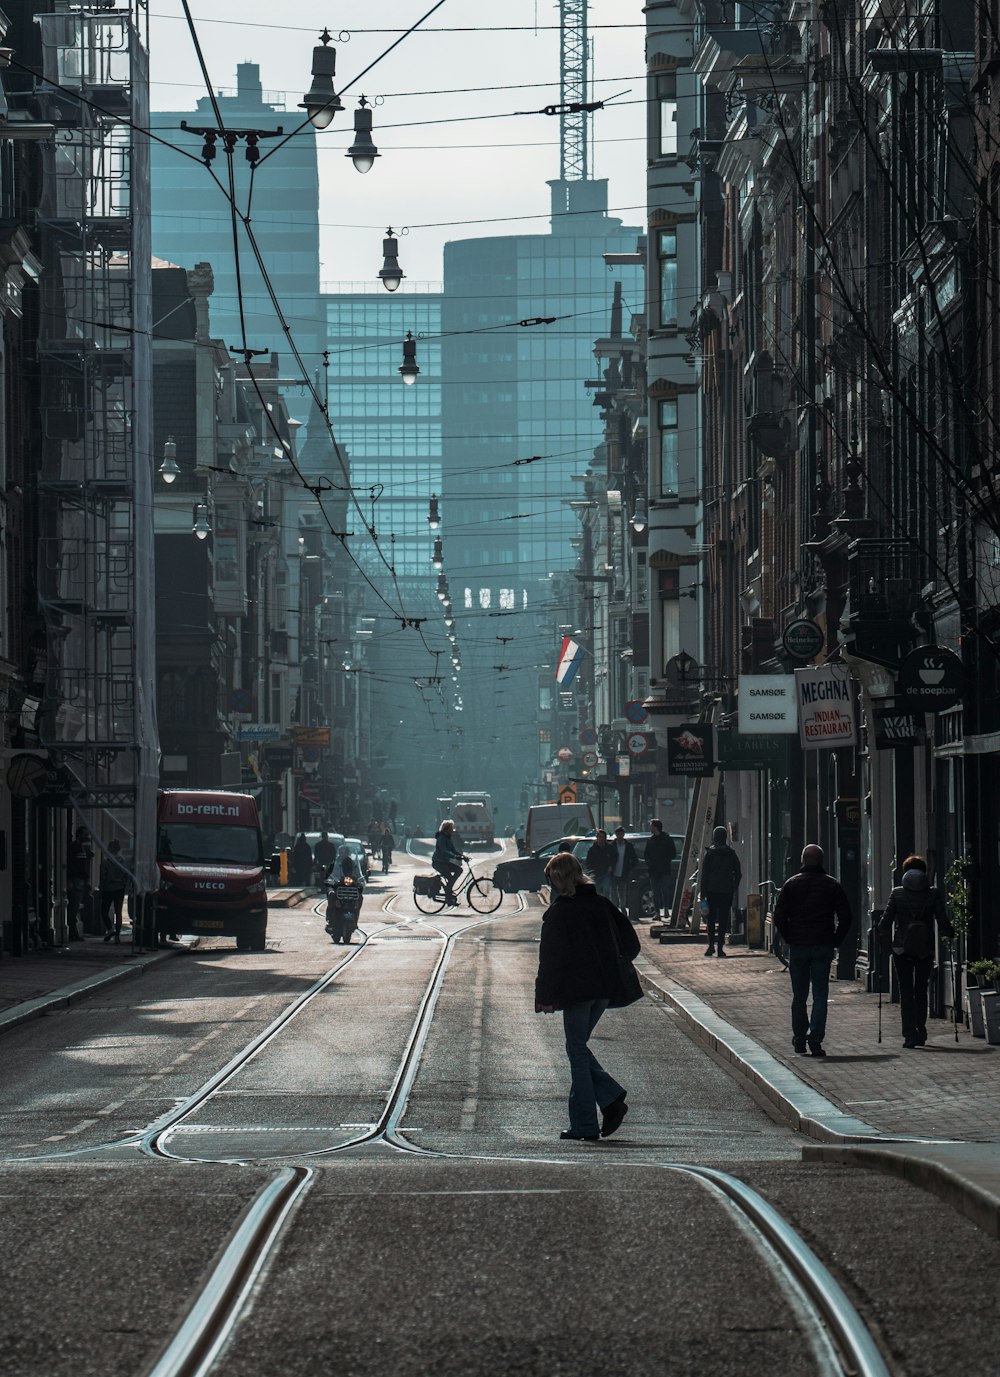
[{"xmin": 34, "ymin": 6, "xmax": 158, "ymax": 888}]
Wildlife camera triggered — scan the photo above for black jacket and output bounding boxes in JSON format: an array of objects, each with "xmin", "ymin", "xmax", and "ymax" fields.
[
  {"xmin": 585, "ymin": 840, "xmax": 614, "ymax": 877},
  {"xmin": 774, "ymin": 866, "xmax": 852, "ymax": 947},
  {"xmin": 878, "ymin": 876, "xmax": 952, "ymax": 960},
  {"xmin": 699, "ymin": 843, "xmax": 741, "ymax": 896},
  {"xmin": 609, "ymin": 839, "xmax": 639, "ymax": 880},
  {"xmin": 644, "ymin": 832, "xmax": 676, "ymax": 877},
  {"xmin": 535, "ymin": 883, "xmax": 640, "ymax": 1009}
]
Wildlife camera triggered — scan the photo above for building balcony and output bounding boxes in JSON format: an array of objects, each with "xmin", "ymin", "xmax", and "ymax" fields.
[{"xmin": 841, "ymin": 539, "xmax": 922, "ymax": 669}]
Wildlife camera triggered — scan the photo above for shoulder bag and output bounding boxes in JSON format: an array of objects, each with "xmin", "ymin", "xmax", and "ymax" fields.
[{"xmin": 605, "ymin": 909, "xmax": 644, "ymax": 1008}]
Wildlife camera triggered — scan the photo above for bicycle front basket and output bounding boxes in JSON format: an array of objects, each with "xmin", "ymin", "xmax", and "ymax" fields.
[{"xmin": 414, "ymin": 872, "xmax": 443, "ymax": 896}]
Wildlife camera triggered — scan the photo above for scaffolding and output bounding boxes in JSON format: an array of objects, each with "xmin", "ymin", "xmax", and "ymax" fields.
[{"xmin": 34, "ymin": 5, "xmax": 158, "ymax": 890}]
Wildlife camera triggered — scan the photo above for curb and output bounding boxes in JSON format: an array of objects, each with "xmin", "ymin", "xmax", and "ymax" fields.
[
  {"xmin": 267, "ymin": 888, "xmax": 313, "ymax": 909},
  {"xmin": 801, "ymin": 1143, "xmax": 1000, "ymax": 1240},
  {"xmin": 637, "ymin": 961, "xmax": 880, "ymax": 1142},
  {"xmin": 0, "ymin": 948, "xmax": 176, "ymax": 1036}
]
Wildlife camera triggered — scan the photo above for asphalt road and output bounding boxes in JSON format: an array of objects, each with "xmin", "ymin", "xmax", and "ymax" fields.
[{"xmin": 2, "ymin": 844, "xmax": 998, "ymax": 1376}]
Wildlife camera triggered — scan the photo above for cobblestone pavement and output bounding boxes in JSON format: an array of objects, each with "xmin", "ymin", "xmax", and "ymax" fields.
[{"xmin": 639, "ymin": 936, "xmax": 999, "ymax": 1142}]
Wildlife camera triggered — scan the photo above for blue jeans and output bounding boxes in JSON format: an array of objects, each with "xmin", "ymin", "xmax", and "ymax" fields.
[
  {"xmin": 594, "ymin": 873, "xmax": 612, "ymax": 899},
  {"xmin": 788, "ymin": 944, "xmax": 836, "ymax": 1045},
  {"xmin": 562, "ymin": 998, "xmax": 624, "ymax": 1137}
]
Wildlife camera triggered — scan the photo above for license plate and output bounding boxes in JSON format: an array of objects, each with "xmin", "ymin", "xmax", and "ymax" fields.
[{"xmin": 193, "ymin": 919, "xmax": 225, "ymax": 929}]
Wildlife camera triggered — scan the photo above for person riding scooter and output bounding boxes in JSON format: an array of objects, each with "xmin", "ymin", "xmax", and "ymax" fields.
[{"xmin": 325, "ymin": 853, "xmax": 363, "ymax": 944}]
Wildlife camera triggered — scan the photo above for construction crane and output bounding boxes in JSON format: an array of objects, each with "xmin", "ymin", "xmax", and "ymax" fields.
[{"xmin": 559, "ymin": 0, "xmax": 590, "ymax": 182}]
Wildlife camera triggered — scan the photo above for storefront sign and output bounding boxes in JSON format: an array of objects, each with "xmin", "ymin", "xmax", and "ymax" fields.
[
  {"xmin": 872, "ymin": 709, "xmax": 922, "ymax": 750},
  {"xmin": 781, "ymin": 618, "xmax": 825, "ymax": 663},
  {"xmin": 666, "ymin": 723, "xmax": 715, "ymax": 776},
  {"xmin": 738, "ymin": 675, "xmax": 797, "ymax": 734},
  {"xmin": 238, "ymin": 723, "xmax": 283, "ymax": 741},
  {"xmin": 717, "ymin": 730, "xmax": 790, "ymax": 773},
  {"xmin": 795, "ymin": 666, "xmax": 856, "ymax": 748},
  {"xmin": 897, "ymin": 645, "xmax": 964, "ymax": 711}
]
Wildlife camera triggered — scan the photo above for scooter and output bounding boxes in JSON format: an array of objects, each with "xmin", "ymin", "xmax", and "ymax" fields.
[{"xmin": 325, "ymin": 873, "xmax": 362, "ymax": 944}]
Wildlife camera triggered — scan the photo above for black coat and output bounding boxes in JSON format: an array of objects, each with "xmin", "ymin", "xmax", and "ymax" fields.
[
  {"xmin": 535, "ymin": 883, "xmax": 640, "ymax": 1009},
  {"xmin": 878, "ymin": 878, "xmax": 952, "ymax": 960},
  {"xmin": 585, "ymin": 840, "xmax": 614, "ymax": 877},
  {"xmin": 774, "ymin": 866, "xmax": 852, "ymax": 947},
  {"xmin": 644, "ymin": 832, "xmax": 676, "ymax": 877},
  {"xmin": 699, "ymin": 843, "xmax": 741, "ymax": 896}
]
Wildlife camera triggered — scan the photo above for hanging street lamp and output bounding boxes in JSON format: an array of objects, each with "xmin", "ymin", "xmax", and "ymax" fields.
[
  {"xmin": 347, "ymin": 97, "xmax": 380, "ymax": 173},
  {"xmin": 427, "ymin": 494, "xmax": 440, "ymax": 529},
  {"xmin": 379, "ymin": 229, "xmax": 404, "ymax": 291},
  {"xmin": 159, "ymin": 436, "xmax": 180, "ymax": 484},
  {"xmin": 300, "ymin": 29, "xmax": 344, "ymax": 129},
  {"xmin": 432, "ymin": 536, "xmax": 443, "ymax": 570},
  {"xmin": 192, "ymin": 503, "xmax": 211, "ymax": 540},
  {"xmin": 399, "ymin": 330, "xmax": 419, "ymax": 384}
]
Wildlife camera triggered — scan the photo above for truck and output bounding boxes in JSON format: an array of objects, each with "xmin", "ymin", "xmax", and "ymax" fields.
[
  {"xmin": 155, "ymin": 790, "xmax": 269, "ymax": 951},
  {"xmin": 438, "ymin": 791, "xmax": 495, "ymax": 846}
]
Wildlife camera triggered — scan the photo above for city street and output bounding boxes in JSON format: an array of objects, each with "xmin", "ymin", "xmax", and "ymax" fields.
[{"xmin": 2, "ymin": 847, "xmax": 998, "ymax": 1376}]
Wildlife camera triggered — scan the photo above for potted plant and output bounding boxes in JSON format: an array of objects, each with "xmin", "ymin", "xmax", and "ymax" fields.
[
  {"xmin": 965, "ymin": 959, "xmax": 996, "ymax": 1039},
  {"xmin": 944, "ymin": 857, "xmax": 971, "ymax": 1022}
]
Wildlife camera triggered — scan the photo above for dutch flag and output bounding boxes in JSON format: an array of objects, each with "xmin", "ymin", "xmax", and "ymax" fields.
[{"xmin": 555, "ymin": 635, "xmax": 586, "ymax": 688}]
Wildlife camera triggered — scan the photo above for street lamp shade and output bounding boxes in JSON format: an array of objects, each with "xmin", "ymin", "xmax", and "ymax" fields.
[
  {"xmin": 427, "ymin": 494, "xmax": 440, "ymax": 529},
  {"xmin": 379, "ymin": 229, "xmax": 404, "ymax": 291},
  {"xmin": 432, "ymin": 536, "xmax": 443, "ymax": 570},
  {"xmin": 300, "ymin": 29, "xmax": 344, "ymax": 129},
  {"xmin": 630, "ymin": 501, "xmax": 647, "ymax": 534},
  {"xmin": 436, "ymin": 573, "xmax": 448, "ymax": 602},
  {"xmin": 399, "ymin": 330, "xmax": 420, "ymax": 385},
  {"xmin": 348, "ymin": 99, "xmax": 380, "ymax": 173},
  {"xmin": 159, "ymin": 436, "xmax": 180, "ymax": 484},
  {"xmin": 192, "ymin": 503, "xmax": 211, "ymax": 540}
]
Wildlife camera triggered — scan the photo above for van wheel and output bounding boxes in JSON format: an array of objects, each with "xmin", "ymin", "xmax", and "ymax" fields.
[
  {"xmin": 250, "ymin": 921, "xmax": 267, "ymax": 952},
  {"xmin": 236, "ymin": 933, "xmax": 251, "ymax": 951}
]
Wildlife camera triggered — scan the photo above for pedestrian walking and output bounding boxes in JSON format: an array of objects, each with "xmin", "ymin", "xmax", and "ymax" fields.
[
  {"xmin": 878, "ymin": 855, "xmax": 953, "ymax": 1049},
  {"xmin": 99, "ymin": 838, "xmax": 128, "ymax": 943},
  {"xmin": 381, "ymin": 823, "xmax": 395, "ymax": 873},
  {"xmin": 314, "ymin": 830, "xmax": 338, "ymax": 872},
  {"xmin": 773, "ymin": 844, "xmax": 853, "ymax": 1056},
  {"xmin": 644, "ymin": 819, "xmax": 676, "ymax": 921},
  {"xmin": 608, "ymin": 825, "xmax": 639, "ymax": 912},
  {"xmin": 585, "ymin": 829, "xmax": 615, "ymax": 897},
  {"xmin": 535, "ymin": 852, "xmax": 639, "ymax": 1142},
  {"xmin": 66, "ymin": 825, "xmax": 93, "ymax": 942},
  {"xmin": 698, "ymin": 826, "xmax": 742, "ymax": 956},
  {"xmin": 291, "ymin": 833, "xmax": 313, "ymax": 887},
  {"xmin": 432, "ymin": 819, "xmax": 464, "ymax": 905}
]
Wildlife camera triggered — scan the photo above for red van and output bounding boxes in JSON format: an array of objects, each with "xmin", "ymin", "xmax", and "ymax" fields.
[{"xmin": 155, "ymin": 791, "xmax": 268, "ymax": 951}]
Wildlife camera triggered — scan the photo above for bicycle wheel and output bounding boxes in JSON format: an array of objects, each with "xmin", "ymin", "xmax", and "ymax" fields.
[
  {"xmin": 413, "ymin": 883, "xmax": 447, "ymax": 914},
  {"xmin": 468, "ymin": 876, "xmax": 503, "ymax": 913}
]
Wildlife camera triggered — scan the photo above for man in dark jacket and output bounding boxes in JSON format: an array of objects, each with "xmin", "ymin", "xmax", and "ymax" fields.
[
  {"xmin": 609, "ymin": 825, "xmax": 639, "ymax": 912},
  {"xmin": 585, "ymin": 829, "xmax": 614, "ymax": 897},
  {"xmin": 878, "ymin": 856, "xmax": 952, "ymax": 1048},
  {"xmin": 774, "ymin": 844, "xmax": 853, "ymax": 1056},
  {"xmin": 644, "ymin": 819, "xmax": 676, "ymax": 921},
  {"xmin": 698, "ymin": 826, "xmax": 742, "ymax": 957},
  {"xmin": 535, "ymin": 852, "xmax": 640, "ymax": 1141}
]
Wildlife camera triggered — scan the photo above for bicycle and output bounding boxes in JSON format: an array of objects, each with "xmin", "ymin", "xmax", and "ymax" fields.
[
  {"xmin": 412, "ymin": 857, "xmax": 503, "ymax": 914},
  {"xmin": 759, "ymin": 878, "xmax": 789, "ymax": 968}
]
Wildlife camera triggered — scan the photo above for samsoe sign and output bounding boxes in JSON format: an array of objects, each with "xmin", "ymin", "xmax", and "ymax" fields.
[
  {"xmin": 738, "ymin": 675, "xmax": 797, "ymax": 734},
  {"xmin": 796, "ymin": 666, "xmax": 856, "ymax": 749}
]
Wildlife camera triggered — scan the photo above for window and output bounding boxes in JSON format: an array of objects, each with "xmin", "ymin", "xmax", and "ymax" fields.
[
  {"xmin": 660, "ymin": 569, "xmax": 679, "ymax": 670},
  {"xmin": 658, "ymin": 229, "xmax": 677, "ymax": 328},
  {"xmin": 655, "ymin": 73, "xmax": 678, "ymax": 157},
  {"xmin": 659, "ymin": 399, "xmax": 679, "ymax": 495}
]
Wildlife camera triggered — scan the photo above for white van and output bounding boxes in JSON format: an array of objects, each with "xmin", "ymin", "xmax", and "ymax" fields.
[{"xmin": 524, "ymin": 802, "xmax": 596, "ymax": 854}]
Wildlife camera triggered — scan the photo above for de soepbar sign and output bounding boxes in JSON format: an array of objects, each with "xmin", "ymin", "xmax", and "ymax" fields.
[
  {"xmin": 795, "ymin": 665, "xmax": 856, "ymax": 749},
  {"xmin": 738, "ymin": 675, "xmax": 797, "ymax": 734}
]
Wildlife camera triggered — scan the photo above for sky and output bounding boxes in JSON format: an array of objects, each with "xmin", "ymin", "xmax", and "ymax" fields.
[{"xmin": 148, "ymin": 0, "xmax": 647, "ymax": 285}]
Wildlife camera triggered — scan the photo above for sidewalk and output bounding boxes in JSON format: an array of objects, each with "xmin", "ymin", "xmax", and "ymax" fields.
[{"xmin": 639, "ymin": 933, "xmax": 1000, "ymax": 1236}]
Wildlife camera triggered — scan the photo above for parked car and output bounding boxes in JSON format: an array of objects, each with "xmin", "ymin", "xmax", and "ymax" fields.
[{"xmin": 532, "ymin": 832, "xmax": 683, "ymax": 918}]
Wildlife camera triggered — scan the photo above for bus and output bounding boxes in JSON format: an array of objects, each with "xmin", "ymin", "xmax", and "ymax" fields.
[{"xmin": 155, "ymin": 791, "xmax": 269, "ymax": 951}]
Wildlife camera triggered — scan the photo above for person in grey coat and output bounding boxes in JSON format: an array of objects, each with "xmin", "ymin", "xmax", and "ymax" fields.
[{"xmin": 878, "ymin": 855, "xmax": 952, "ymax": 1049}]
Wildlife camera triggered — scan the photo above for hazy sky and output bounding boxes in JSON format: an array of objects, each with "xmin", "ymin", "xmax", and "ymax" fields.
[{"xmin": 148, "ymin": 1, "xmax": 647, "ymax": 284}]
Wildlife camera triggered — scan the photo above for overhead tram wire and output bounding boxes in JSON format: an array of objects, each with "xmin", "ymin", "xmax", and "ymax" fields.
[{"xmin": 177, "ymin": 3, "xmax": 419, "ymax": 626}]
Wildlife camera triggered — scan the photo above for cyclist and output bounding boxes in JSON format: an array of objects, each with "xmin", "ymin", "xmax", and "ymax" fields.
[{"xmin": 432, "ymin": 818, "xmax": 465, "ymax": 906}]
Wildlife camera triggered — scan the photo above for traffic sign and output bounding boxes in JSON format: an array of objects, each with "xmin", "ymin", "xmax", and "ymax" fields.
[
  {"xmin": 626, "ymin": 731, "xmax": 653, "ymax": 757},
  {"xmin": 897, "ymin": 645, "xmax": 964, "ymax": 710},
  {"xmin": 558, "ymin": 784, "xmax": 577, "ymax": 805},
  {"xmin": 578, "ymin": 727, "xmax": 598, "ymax": 746},
  {"xmin": 781, "ymin": 618, "xmax": 825, "ymax": 663},
  {"xmin": 229, "ymin": 687, "xmax": 253, "ymax": 714},
  {"xmin": 624, "ymin": 700, "xmax": 648, "ymax": 725},
  {"xmin": 582, "ymin": 750, "xmax": 599, "ymax": 768}
]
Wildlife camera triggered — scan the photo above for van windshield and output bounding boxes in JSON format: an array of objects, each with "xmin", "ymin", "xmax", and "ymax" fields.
[{"xmin": 158, "ymin": 824, "xmax": 262, "ymax": 866}]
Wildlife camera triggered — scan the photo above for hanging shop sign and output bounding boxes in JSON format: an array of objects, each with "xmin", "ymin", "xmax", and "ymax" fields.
[
  {"xmin": 872, "ymin": 709, "xmax": 922, "ymax": 750},
  {"xmin": 737, "ymin": 674, "xmax": 797, "ymax": 734},
  {"xmin": 717, "ymin": 730, "xmax": 790, "ymax": 773},
  {"xmin": 781, "ymin": 618, "xmax": 825, "ymax": 663},
  {"xmin": 896, "ymin": 645, "xmax": 964, "ymax": 711},
  {"xmin": 795, "ymin": 665, "xmax": 856, "ymax": 749},
  {"xmin": 290, "ymin": 726, "xmax": 331, "ymax": 747},
  {"xmin": 666, "ymin": 722, "xmax": 715, "ymax": 777},
  {"xmin": 6, "ymin": 753, "xmax": 49, "ymax": 799}
]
